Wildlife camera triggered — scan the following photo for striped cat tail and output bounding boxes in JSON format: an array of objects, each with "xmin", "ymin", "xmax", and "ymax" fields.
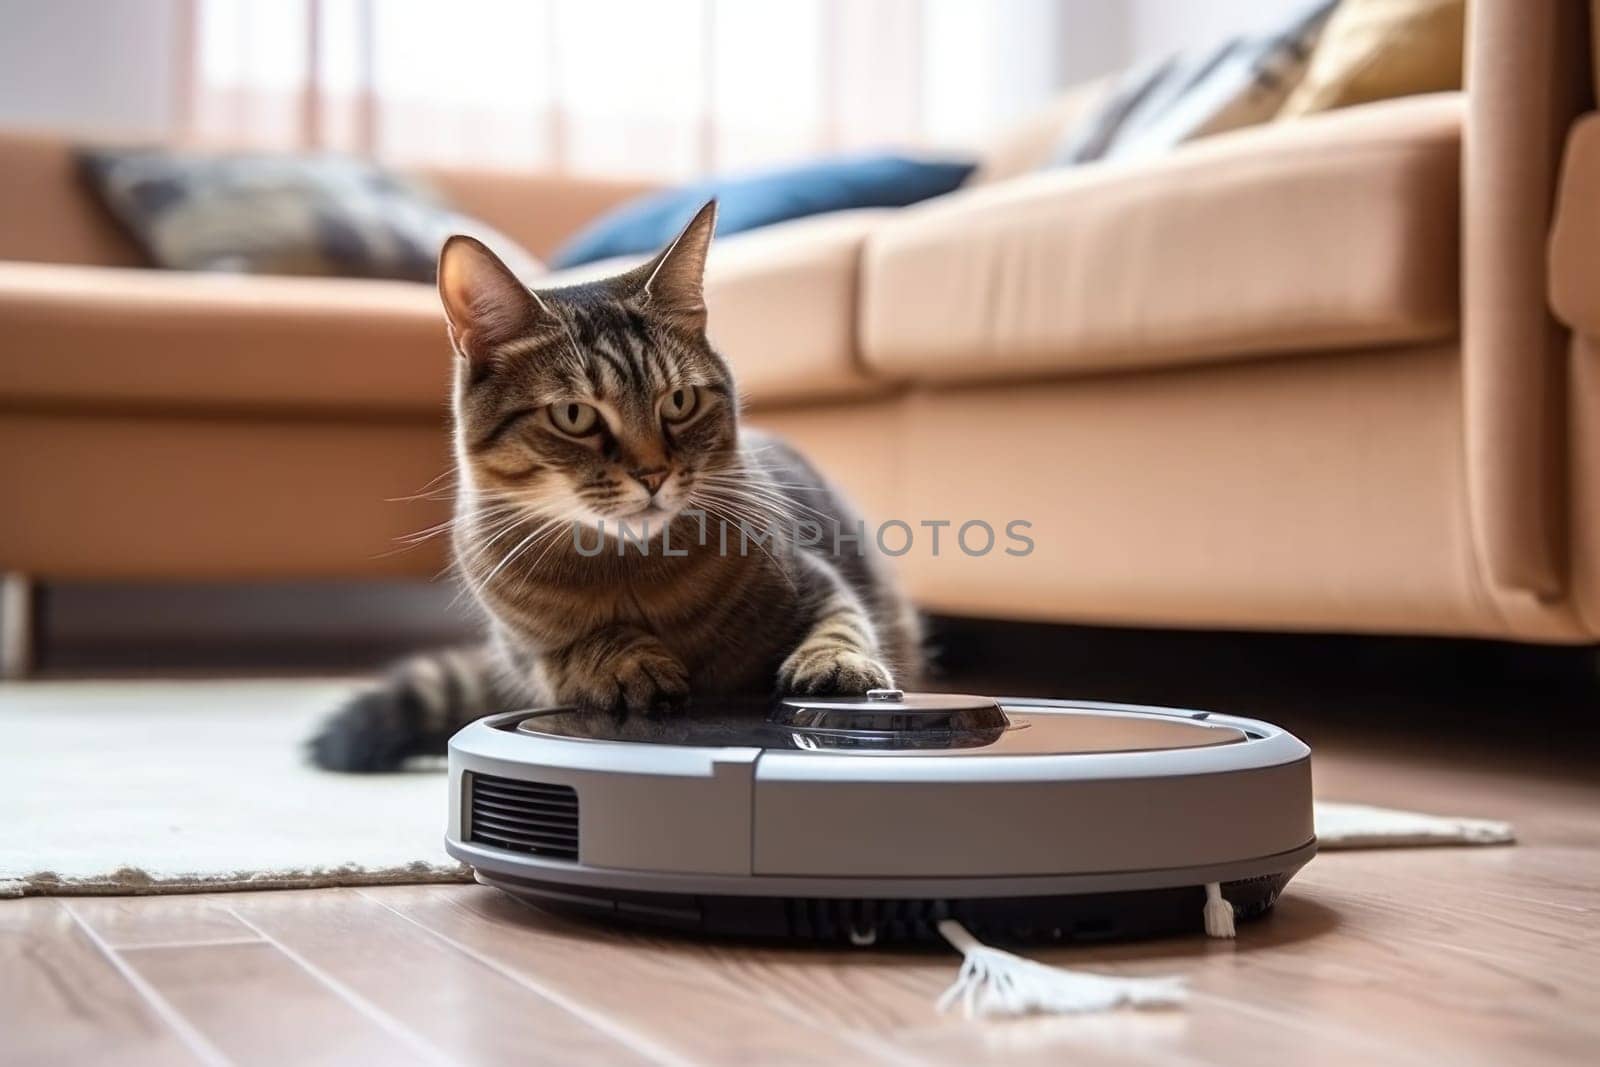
[{"xmin": 307, "ymin": 645, "xmax": 512, "ymax": 772}]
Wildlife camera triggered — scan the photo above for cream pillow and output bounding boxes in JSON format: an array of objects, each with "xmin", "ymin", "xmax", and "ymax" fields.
[{"xmin": 1278, "ymin": 0, "xmax": 1465, "ymax": 117}]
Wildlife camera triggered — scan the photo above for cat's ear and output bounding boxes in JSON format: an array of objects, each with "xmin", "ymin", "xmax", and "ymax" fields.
[
  {"xmin": 437, "ymin": 235, "xmax": 556, "ymax": 364},
  {"xmin": 638, "ymin": 199, "xmax": 717, "ymax": 331}
]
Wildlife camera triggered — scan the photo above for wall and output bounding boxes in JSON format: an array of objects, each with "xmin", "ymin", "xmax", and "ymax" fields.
[
  {"xmin": 1124, "ymin": 0, "xmax": 1321, "ymax": 65},
  {"xmin": 925, "ymin": 0, "xmax": 1314, "ymax": 145},
  {"xmin": 1057, "ymin": 0, "xmax": 1320, "ymax": 87},
  {"xmin": 0, "ymin": 0, "xmax": 182, "ymax": 137},
  {"xmin": 923, "ymin": 0, "xmax": 1072, "ymax": 145},
  {"xmin": 0, "ymin": 0, "xmax": 1319, "ymax": 151}
]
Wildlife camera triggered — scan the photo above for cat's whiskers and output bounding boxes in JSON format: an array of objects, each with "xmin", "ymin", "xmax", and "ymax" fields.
[
  {"xmin": 697, "ymin": 472, "xmax": 818, "ymax": 509},
  {"xmin": 446, "ymin": 520, "xmax": 531, "ymax": 599},
  {"xmin": 397, "ymin": 499, "xmax": 523, "ymax": 547},
  {"xmin": 691, "ymin": 486, "xmax": 802, "ymax": 554},
  {"xmin": 475, "ymin": 515, "xmax": 572, "ymax": 590},
  {"xmin": 385, "ymin": 468, "xmax": 458, "ymax": 503},
  {"xmin": 513, "ymin": 518, "xmax": 585, "ymax": 592},
  {"xmin": 465, "ymin": 506, "xmax": 544, "ymax": 553},
  {"xmin": 445, "ymin": 510, "xmax": 554, "ymax": 608},
  {"xmin": 696, "ymin": 476, "xmax": 834, "ymax": 528},
  {"xmin": 377, "ymin": 500, "xmax": 527, "ymax": 563},
  {"xmin": 691, "ymin": 482, "xmax": 786, "ymax": 527},
  {"xmin": 442, "ymin": 515, "xmax": 541, "ymax": 580},
  {"xmin": 688, "ymin": 494, "xmax": 797, "ymax": 591}
]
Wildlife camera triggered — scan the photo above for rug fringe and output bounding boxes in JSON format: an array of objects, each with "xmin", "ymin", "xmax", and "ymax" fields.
[{"xmin": 935, "ymin": 920, "xmax": 1187, "ymax": 1018}]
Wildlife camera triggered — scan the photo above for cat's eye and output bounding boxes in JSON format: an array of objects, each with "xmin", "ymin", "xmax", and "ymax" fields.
[
  {"xmin": 549, "ymin": 401, "xmax": 600, "ymax": 436},
  {"xmin": 660, "ymin": 386, "xmax": 699, "ymax": 423}
]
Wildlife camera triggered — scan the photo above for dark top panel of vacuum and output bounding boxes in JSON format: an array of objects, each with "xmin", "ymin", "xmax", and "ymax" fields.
[{"xmin": 512, "ymin": 689, "xmax": 1249, "ymax": 754}]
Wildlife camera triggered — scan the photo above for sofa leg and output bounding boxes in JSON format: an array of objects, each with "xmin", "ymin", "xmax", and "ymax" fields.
[{"xmin": 0, "ymin": 572, "xmax": 35, "ymax": 680}]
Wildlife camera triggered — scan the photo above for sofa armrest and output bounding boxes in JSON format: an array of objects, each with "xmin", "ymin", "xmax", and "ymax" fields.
[
  {"xmin": 412, "ymin": 166, "xmax": 659, "ymax": 261},
  {"xmin": 0, "ymin": 261, "xmax": 448, "ymax": 416},
  {"xmin": 1550, "ymin": 114, "xmax": 1600, "ymax": 339},
  {"xmin": 1461, "ymin": 0, "xmax": 1592, "ymax": 598}
]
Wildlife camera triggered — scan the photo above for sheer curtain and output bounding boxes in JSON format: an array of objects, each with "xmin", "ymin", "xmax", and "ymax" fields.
[{"xmin": 186, "ymin": 0, "xmax": 1062, "ymax": 178}]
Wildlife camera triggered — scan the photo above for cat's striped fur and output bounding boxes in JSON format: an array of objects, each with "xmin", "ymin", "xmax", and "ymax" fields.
[{"xmin": 309, "ymin": 202, "xmax": 920, "ymax": 771}]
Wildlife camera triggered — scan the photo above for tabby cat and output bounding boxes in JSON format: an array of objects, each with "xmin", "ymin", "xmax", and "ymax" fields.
[{"xmin": 310, "ymin": 201, "xmax": 921, "ymax": 771}]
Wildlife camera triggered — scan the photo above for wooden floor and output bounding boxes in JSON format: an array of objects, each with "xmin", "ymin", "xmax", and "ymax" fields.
[{"xmin": 5, "ymin": 728, "xmax": 1597, "ymax": 1067}]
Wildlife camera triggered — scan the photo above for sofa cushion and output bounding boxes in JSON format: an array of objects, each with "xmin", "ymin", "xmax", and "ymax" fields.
[
  {"xmin": 541, "ymin": 210, "xmax": 889, "ymax": 405},
  {"xmin": 862, "ymin": 93, "xmax": 1462, "ymax": 384}
]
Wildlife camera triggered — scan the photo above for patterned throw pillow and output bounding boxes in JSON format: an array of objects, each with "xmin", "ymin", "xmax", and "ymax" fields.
[
  {"xmin": 78, "ymin": 148, "xmax": 544, "ymax": 283},
  {"xmin": 1053, "ymin": 0, "xmax": 1338, "ymax": 167}
]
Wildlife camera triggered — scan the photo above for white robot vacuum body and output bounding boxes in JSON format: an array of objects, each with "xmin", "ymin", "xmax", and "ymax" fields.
[{"xmin": 446, "ymin": 691, "xmax": 1315, "ymax": 943}]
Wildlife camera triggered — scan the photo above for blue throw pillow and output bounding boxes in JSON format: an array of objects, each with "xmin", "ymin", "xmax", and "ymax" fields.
[{"xmin": 551, "ymin": 154, "xmax": 974, "ymax": 269}]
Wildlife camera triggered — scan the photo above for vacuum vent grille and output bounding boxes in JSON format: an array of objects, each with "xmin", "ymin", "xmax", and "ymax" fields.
[{"xmin": 467, "ymin": 773, "xmax": 579, "ymax": 861}]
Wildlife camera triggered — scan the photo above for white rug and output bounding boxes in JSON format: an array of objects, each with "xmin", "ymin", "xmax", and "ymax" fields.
[
  {"xmin": 1, "ymin": 679, "xmax": 465, "ymax": 897},
  {"xmin": 0, "ymin": 679, "xmax": 1512, "ymax": 898}
]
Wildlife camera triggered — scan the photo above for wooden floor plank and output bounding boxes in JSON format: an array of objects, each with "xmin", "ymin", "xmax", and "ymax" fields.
[
  {"xmin": 662, "ymin": 944, "xmax": 1186, "ymax": 1067},
  {"xmin": 1192, "ymin": 848, "xmax": 1600, "ymax": 1067},
  {"xmin": 68, "ymin": 894, "xmax": 260, "ymax": 948},
  {"xmin": 367, "ymin": 883, "xmax": 919, "ymax": 1066},
  {"xmin": 222, "ymin": 887, "xmax": 657, "ymax": 1066},
  {"xmin": 589, "ymin": 893, "xmax": 1407, "ymax": 1067},
  {"xmin": 116, "ymin": 939, "xmax": 439, "ymax": 1067},
  {"xmin": 0, "ymin": 898, "xmax": 204, "ymax": 1067}
]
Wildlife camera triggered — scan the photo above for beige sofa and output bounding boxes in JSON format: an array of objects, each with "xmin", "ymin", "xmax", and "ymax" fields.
[{"xmin": 1, "ymin": 1, "xmax": 1596, "ymax": 651}]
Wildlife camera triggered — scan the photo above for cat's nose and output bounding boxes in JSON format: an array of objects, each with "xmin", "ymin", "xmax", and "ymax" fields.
[{"xmin": 630, "ymin": 467, "xmax": 670, "ymax": 495}]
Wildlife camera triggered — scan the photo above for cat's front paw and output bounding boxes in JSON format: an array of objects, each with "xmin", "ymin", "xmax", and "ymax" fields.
[
  {"xmin": 777, "ymin": 647, "xmax": 893, "ymax": 696},
  {"xmin": 564, "ymin": 644, "xmax": 690, "ymax": 715}
]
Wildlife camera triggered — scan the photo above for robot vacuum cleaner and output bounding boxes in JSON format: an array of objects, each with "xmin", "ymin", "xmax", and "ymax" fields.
[{"xmin": 445, "ymin": 690, "xmax": 1315, "ymax": 944}]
